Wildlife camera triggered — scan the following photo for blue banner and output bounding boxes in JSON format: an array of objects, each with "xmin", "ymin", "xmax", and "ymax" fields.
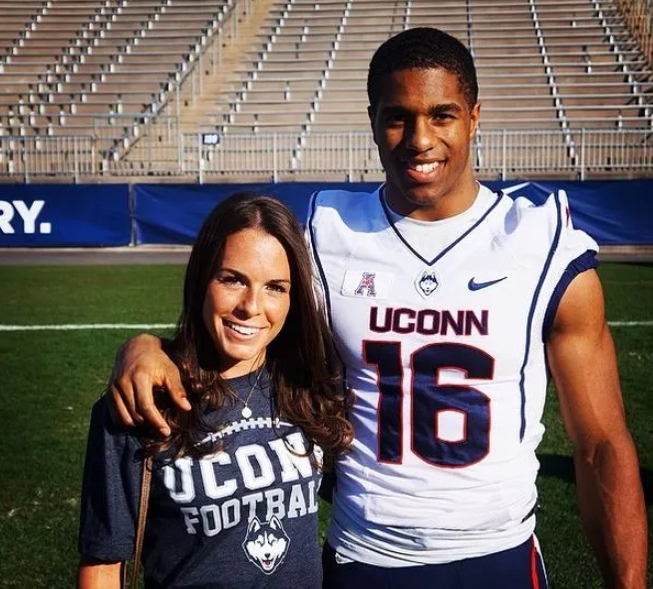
[
  {"xmin": 485, "ymin": 180, "xmax": 653, "ymax": 245},
  {"xmin": 134, "ymin": 180, "xmax": 653, "ymax": 246},
  {"xmin": 0, "ymin": 184, "xmax": 131, "ymax": 247},
  {"xmin": 133, "ymin": 182, "xmax": 380, "ymax": 244},
  {"xmin": 0, "ymin": 180, "xmax": 650, "ymax": 247}
]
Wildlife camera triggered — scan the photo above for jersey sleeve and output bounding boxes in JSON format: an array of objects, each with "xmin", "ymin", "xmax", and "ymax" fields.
[
  {"xmin": 541, "ymin": 189, "xmax": 599, "ymax": 339},
  {"xmin": 78, "ymin": 396, "xmax": 143, "ymax": 561},
  {"xmin": 304, "ymin": 187, "xmax": 378, "ymax": 325}
]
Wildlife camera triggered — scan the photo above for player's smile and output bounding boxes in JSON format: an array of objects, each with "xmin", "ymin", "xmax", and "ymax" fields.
[
  {"xmin": 404, "ymin": 159, "xmax": 443, "ymax": 183},
  {"xmin": 369, "ymin": 67, "xmax": 480, "ymax": 221}
]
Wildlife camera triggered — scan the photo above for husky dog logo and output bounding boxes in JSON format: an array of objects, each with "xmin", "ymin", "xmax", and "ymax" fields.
[
  {"xmin": 242, "ymin": 516, "xmax": 290, "ymax": 574},
  {"xmin": 415, "ymin": 269, "xmax": 440, "ymax": 297}
]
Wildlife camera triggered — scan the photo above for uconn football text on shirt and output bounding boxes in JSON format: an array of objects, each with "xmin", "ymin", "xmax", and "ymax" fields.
[{"xmin": 79, "ymin": 372, "xmax": 323, "ymax": 589}]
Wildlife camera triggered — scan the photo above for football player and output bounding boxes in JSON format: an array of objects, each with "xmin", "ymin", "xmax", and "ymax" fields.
[{"xmin": 107, "ymin": 28, "xmax": 647, "ymax": 589}]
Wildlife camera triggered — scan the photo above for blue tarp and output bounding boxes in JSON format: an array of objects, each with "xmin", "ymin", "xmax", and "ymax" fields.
[
  {"xmin": 132, "ymin": 182, "xmax": 379, "ymax": 244},
  {"xmin": 133, "ymin": 180, "xmax": 653, "ymax": 246},
  {"xmin": 0, "ymin": 180, "xmax": 651, "ymax": 247}
]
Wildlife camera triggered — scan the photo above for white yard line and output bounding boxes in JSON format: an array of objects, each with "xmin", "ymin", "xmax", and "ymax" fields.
[
  {"xmin": 0, "ymin": 323, "xmax": 176, "ymax": 331},
  {"xmin": 0, "ymin": 321, "xmax": 652, "ymax": 331}
]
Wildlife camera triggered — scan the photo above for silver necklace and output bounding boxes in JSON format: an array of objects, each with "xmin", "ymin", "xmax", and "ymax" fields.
[{"xmin": 233, "ymin": 368, "xmax": 264, "ymax": 418}]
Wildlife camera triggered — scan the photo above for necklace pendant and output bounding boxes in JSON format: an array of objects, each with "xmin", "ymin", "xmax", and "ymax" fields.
[{"xmin": 241, "ymin": 406, "xmax": 252, "ymax": 419}]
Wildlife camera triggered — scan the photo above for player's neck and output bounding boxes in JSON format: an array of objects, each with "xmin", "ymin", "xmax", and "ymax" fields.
[{"xmin": 385, "ymin": 178, "xmax": 480, "ymax": 223}]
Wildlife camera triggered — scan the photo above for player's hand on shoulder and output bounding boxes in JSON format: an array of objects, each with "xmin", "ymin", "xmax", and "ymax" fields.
[{"xmin": 107, "ymin": 333, "xmax": 190, "ymax": 436}]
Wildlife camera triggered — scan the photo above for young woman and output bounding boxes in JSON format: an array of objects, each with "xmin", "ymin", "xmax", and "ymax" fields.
[{"xmin": 77, "ymin": 192, "xmax": 353, "ymax": 589}]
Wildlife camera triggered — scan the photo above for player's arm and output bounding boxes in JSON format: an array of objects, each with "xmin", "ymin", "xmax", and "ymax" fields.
[
  {"xmin": 108, "ymin": 334, "xmax": 189, "ymax": 436},
  {"xmin": 546, "ymin": 268, "xmax": 647, "ymax": 589},
  {"xmin": 77, "ymin": 558, "xmax": 123, "ymax": 589}
]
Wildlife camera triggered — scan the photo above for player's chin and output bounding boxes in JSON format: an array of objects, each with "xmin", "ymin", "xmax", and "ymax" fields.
[
  {"xmin": 402, "ymin": 181, "xmax": 447, "ymax": 206},
  {"xmin": 387, "ymin": 169, "xmax": 445, "ymax": 207}
]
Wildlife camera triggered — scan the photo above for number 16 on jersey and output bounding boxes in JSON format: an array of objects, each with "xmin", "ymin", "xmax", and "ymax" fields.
[{"xmin": 364, "ymin": 340, "xmax": 495, "ymax": 468}]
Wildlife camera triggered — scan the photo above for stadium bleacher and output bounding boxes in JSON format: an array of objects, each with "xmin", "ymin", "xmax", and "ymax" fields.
[{"xmin": 0, "ymin": 0, "xmax": 651, "ymax": 181}]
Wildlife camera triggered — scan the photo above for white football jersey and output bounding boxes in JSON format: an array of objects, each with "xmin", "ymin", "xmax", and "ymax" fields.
[{"xmin": 306, "ymin": 183, "xmax": 598, "ymax": 566}]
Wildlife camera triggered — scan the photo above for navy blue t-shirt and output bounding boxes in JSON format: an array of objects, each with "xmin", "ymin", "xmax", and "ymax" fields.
[{"xmin": 78, "ymin": 372, "xmax": 323, "ymax": 588}]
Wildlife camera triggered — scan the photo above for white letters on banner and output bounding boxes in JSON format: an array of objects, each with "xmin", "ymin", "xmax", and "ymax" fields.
[{"xmin": 0, "ymin": 200, "xmax": 51, "ymax": 234}]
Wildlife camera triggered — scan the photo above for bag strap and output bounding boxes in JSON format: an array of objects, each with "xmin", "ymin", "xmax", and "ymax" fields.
[{"xmin": 128, "ymin": 454, "xmax": 153, "ymax": 589}]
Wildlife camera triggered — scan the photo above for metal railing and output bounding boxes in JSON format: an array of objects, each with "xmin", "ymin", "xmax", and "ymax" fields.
[
  {"xmin": 0, "ymin": 135, "xmax": 96, "ymax": 183},
  {"xmin": 0, "ymin": 127, "xmax": 651, "ymax": 183}
]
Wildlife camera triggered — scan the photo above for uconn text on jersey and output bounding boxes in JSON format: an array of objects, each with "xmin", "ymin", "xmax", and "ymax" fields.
[{"xmin": 369, "ymin": 307, "xmax": 489, "ymax": 336}]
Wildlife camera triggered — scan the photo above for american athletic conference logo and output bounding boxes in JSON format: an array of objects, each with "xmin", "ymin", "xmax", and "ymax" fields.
[{"xmin": 354, "ymin": 272, "xmax": 377, "ymax": 297}]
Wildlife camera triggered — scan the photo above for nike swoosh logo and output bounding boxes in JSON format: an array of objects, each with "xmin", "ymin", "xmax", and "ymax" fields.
[{"xmin": 468, "ymin": 276, "xmax": 508, "ymax": 291}]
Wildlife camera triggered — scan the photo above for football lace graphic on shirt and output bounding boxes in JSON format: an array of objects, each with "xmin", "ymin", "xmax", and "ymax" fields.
[{"xmin": 467, "ymin": 276, "xmax": 508, "ymax": 291}]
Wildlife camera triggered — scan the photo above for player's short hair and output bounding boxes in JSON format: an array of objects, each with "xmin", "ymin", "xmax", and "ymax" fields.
[{"xmin": 367, "ymin": 27, "xmax": 479, "ymax": 113}]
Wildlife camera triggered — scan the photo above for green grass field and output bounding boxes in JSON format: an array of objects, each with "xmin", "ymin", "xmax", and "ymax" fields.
[{"xmin": 0, "ymin": 262, "xmax": 651, "ymax": 588}]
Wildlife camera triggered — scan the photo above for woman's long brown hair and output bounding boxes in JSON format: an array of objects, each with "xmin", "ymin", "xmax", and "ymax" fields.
[{"xmin": 147, "ymin": 191, "xmax": 353, "ymax": 465}]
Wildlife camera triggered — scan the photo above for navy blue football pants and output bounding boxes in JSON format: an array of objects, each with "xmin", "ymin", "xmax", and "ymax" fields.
[{"xmin": 322, "ymin": 536, "xmax": 548, "ymax": 589}]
